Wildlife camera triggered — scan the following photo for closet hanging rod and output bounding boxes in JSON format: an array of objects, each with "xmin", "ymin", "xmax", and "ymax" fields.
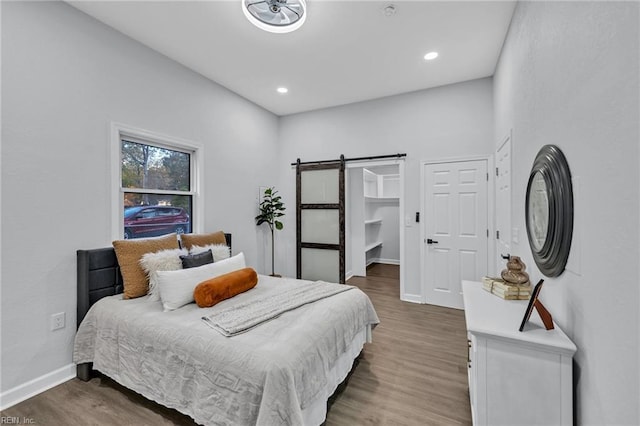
[{"xmin": 291, "ymin": 153, "xmax": 406, "ymax": 166}]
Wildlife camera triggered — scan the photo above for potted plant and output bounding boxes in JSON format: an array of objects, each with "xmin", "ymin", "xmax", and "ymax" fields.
[{"xmin": 255, "ymin": 187, "xmax": 285, "ymax": 276}]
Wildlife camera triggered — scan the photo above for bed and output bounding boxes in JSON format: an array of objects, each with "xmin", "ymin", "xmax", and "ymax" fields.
[{"xmin": 73, "ymin": 234, "xmax": 379, "ymax": 426}]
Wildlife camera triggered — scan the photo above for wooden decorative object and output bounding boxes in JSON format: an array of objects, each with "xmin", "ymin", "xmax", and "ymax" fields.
[
  {"xmin": 534, "ymin": 297, "xmax": 554, "ymax": 330},
  {"xmin": 519, "ymin": 279, "xmax": 554, "ymax": 331},
  {"xmin": 501, "ymin": 255, "xmax": 530, "ymax": 286}
]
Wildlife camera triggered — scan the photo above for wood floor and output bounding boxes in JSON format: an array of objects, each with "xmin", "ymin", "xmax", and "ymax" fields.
[{"xmin": 1, "ymin": 264, "xmax": 471, "ymax": 425}]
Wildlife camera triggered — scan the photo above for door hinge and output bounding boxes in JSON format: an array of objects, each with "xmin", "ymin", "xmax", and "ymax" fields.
[
  {"xmin": 486, "ymin": 172, "xmax": 489, "ymax": 181},
  {"xmin": 496, "ymin": 167, "xmax": 499, "ymax": 176},
  {"xmin": 486, "ymin": 229, "xmax": 489, "ymax": 238},
  {"xmin": 496, "ymin": 230, "xmax": 500, "ymax": 239}
]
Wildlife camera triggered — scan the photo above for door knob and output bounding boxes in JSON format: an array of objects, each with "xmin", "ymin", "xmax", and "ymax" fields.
[{"xmin": 427, "ymin": 238, "xmax": 439, "ymax": 244}]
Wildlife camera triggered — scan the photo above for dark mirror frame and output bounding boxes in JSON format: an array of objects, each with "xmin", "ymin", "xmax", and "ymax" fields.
[{"xmin": 525, "ymin": 145, "xmax": 573, "ymax": 277}]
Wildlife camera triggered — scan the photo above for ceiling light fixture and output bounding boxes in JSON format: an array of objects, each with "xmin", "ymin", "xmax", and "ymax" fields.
[
  {"xmin": 243, "ymin": 0, "xmax": 307, "ymax": 34},
  {"xmin": 277, "ymin": 87, "xmax": 289, "ymax": 94},
  {"xmin": 424, "ymin": 51, "xmax": 439, "ymax": 61}
]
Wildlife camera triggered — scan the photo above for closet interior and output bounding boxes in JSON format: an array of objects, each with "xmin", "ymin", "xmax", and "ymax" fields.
[{"xmin": 347, "ymin": 164, "xmax": 400, "ymax": 278}]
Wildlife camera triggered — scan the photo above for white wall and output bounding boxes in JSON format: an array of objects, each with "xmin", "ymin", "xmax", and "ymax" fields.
[
  {"xmin": 277, "ymin": 78, "xmax": 494, "ymax": 298},
  {"xmin": 1, "ymin": 1, "xmax": 279, "ymax": 401},
  {"xmin": 494, "ymin": 2, "xmax": 639, "ymax": 424},
  {"xmin": 9, "ymin": 3, "xmax": 637, "ymax": 423}
]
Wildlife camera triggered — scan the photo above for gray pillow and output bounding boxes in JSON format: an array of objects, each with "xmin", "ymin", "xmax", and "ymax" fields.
[{"xmin": 180, "ymin": 249, "xmax": 214, "ymax": 269}]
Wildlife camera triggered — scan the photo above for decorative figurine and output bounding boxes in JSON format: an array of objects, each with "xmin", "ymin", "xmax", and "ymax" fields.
[{"xmin": 501, "ymin": 256, "xmax": 531, "ymax": 286}]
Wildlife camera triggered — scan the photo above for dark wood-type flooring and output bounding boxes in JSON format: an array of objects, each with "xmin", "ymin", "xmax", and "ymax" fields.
[{"xmin": 1, "ymin": 264, "xmax": 471, "ymax": 425}]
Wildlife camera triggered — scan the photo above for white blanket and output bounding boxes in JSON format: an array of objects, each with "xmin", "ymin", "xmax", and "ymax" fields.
[
  {"xmin": 73, "ymin": 275, "xmax": 379, "ymax": 426},
  {"xmin": 202, "ymin": 280, "xmax": 354, "ymax": 336}
]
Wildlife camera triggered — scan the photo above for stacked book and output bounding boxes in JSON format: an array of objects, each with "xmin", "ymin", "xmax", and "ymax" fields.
[{"xmin": 482, "ymin": 276, "xmax": 531, "ymax": 300}]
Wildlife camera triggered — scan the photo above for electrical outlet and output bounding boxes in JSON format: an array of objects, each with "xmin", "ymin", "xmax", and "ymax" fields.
[{"xmin": 51, "ymin": 312, "xmax": 65, "ymax": 331}]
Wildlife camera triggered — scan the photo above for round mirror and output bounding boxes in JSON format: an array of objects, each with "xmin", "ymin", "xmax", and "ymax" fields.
[
  {"xmin": 525, "ymin": 145, "xmax": 573, "ymax": 277},
  {"xmin": 527, "ymin": 171, "xmax": 549, "ymax": 250}
]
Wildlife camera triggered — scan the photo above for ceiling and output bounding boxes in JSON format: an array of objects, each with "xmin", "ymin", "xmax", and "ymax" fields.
[{"xmin": 68, "ymin": 1, "xmax": 516, "ymax": 116}]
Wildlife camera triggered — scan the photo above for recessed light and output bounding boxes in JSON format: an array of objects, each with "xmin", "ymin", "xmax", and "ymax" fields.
[
  {"xmin": 277, "ymin": 87, "xmax": 288, "ymax": 94},
  {"xmin": 424, "ymin": 51, "xmax": 439, "ymax": 61}
]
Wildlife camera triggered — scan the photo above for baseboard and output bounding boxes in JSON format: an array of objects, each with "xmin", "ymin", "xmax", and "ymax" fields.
[
  {"xmin": 0, "ymin": 363, "xmax": 76, "ymax": 410},
  {"xmin": 345, "ymin": 270, "xmax": 354, "ymax": 281},
  {"xmin": 367, "ymin": 258, "xmax": 400, "ymax": 266},
  {"xmin": 375, "ymin": 258, "xmax": 400, "ymax": 266},
  {"xmin": 401, "ymin": 293, "xmax": 422, "ymax": 304}
]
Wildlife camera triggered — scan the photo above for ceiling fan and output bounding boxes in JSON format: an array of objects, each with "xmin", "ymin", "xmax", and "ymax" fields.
[{"xmin": 242, "ymin": 0, "xmax": 307, "ymax": 33}]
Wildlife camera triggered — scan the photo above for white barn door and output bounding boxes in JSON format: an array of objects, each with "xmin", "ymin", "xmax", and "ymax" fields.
[{"xmin": 423, "ymin": 160, "xmax": 488, "ymax": 309}]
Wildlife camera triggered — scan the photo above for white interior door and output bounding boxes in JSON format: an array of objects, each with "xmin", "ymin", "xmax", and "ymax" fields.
[
  {"xmin": 423, "ymin": 160, "xmax": 488, "ymax": 309},
  {"xmin": 495, "ymin": 135, "xmax": 512, "ymax": 275}
]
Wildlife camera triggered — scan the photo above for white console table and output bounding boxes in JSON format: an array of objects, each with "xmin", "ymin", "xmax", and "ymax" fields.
[{"xmin": 462, "ymin": 281, "xmax": 576, "ymax": 426}]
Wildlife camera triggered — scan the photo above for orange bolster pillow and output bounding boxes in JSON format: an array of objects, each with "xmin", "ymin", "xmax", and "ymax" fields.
[{"xmin": 194, "ymin": 267, "xmax": 258, "ymax": 308}]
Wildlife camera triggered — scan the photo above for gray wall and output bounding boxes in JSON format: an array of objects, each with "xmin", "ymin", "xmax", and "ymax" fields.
[
  {"xmin": 494, "ymin": 1, "xmax": 639, "ymax": 424},
  {"xmin": 5, "ymin": 2, "xmax": 638, "ymax": 424},
  {"xmin": 277, "ymin": 78, "xmax": 494, "ymax": 297},
  {"xmin": 1, "ymin": 1, "xmax": 279, "ymax": 394}
]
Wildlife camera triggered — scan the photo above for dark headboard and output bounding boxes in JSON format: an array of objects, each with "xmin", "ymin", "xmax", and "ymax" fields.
[
  {"xmin": 75, "ymin": 233, "xmax": 231, "ymax": 381},
  {"xmin": 76, "ymin": 233, "xmax": 232, "ymax": 327}
]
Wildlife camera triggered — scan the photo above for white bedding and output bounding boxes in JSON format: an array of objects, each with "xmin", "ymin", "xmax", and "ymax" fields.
[
  {"xmin": 202, "ymin": 279, "xmax": 355, "ymax": 336},
  {"xmin": 73, "ymin": 275, "xmax": 379, "ymax": 426}
]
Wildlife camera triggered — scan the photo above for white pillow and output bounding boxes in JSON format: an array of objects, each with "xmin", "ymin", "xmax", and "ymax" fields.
[
  {"xmin": 139, "ymin": 248, "xmax": 188, "ymax": 301},
  {"xmin": 190, "ymin": 244, "xmax": 231, "ymax": 262},
  {"xmin": 156, "ymin": 252, "xmax": 246, "ymax": 311}
]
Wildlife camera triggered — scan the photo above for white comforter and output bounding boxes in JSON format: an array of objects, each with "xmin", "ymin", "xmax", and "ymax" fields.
[{"xmin": 73, "ymin": 275, "xmax": 379, "ymax": 426}]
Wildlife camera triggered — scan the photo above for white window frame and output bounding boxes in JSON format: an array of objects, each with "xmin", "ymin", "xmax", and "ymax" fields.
[{"xmin": 111, "ymin": 122, "xmax": 203, "ymax": 240}]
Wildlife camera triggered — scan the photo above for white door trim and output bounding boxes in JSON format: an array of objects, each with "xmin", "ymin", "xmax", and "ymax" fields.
[
  {"xmin": 345, "ymin": 158, "xmax": 406, "ymax": 302},
  {"xmin": 420, "ymin": 155, "xmax": 494, "ymax": 304},
  {"xmin": 495, "ymin": 130, "xmax": 512, "ymax": 275}
]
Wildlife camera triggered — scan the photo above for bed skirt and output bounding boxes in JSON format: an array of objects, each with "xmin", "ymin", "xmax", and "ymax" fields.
[{"xmin": 301, "ymin": 325, "xmax": 370, "ymax": 425}]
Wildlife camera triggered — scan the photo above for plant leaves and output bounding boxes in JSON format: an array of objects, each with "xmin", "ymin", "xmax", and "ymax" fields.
[{"xmin": 256, "ymin": 186, "xmax": 285, "ymax": 228}]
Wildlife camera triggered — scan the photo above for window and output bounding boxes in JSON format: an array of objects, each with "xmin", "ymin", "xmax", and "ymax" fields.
[{"xmin": 112, "ymin": 124, "xmax": 201, "ymax": 239}]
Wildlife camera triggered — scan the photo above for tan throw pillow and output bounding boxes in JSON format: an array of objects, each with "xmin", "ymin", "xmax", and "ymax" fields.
[
  {"xmin": 113, "ymin": 233, "xmax": 180, "ymax": 299},
  {"xmin": 180, "ymin": 231, "xmax": 226, "ymax": 251}
]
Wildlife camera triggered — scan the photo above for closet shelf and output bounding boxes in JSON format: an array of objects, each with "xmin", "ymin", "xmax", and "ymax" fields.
[
  {"xmin": 364, "ymin": 219, "xmax": 382, "ymax": 225},
  {"xmin": 365, "ymin": 241, "xmax": 383, "ymax": 252}
]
